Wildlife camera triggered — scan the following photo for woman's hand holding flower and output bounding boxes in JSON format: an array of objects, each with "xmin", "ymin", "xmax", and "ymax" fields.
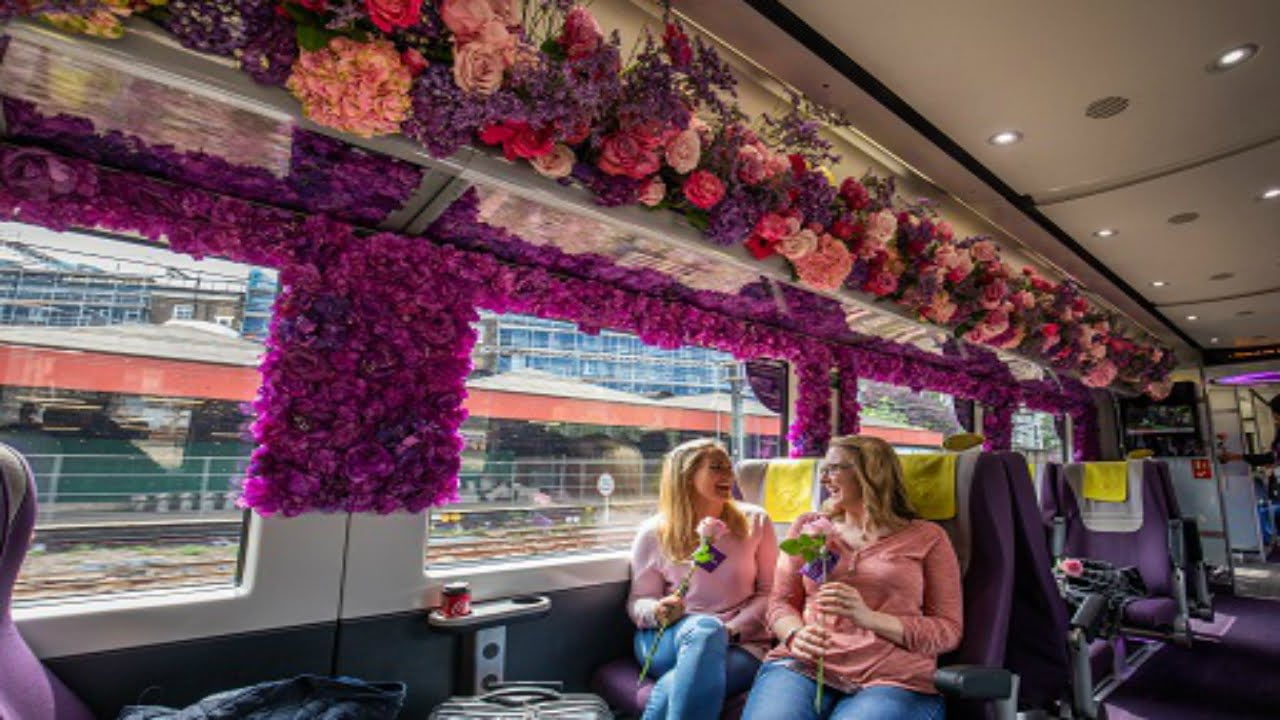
[
  {"xmin": 816, "ymin": 581, "xmax": 877, "ymax": 627},
  {"xmin": 788, "ymin": 624, "xmax": 830, "ymax": 663},
  {"xmin": 654, "ymin": 594, "xmax": 685, "ymax": 626}
]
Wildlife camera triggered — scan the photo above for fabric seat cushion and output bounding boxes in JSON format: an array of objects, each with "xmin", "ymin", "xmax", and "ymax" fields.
[{"xmin": 1123, "ymin": 597, "xmax": 1178, "ymax": 630}]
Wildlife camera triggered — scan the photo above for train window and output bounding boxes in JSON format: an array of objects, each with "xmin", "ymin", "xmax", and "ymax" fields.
[
  {"xmin": 1, "ymin": 221, "xmax": 275, "ymax": 604},
  {"xmin": 1011, "ymin": 408, "xmax": 1067, "ymax": 464},
  {"xmin": 856, "ymin": 378, "xmax": 964, "ymax": 453},
  {"xmin": 424, "ymin": 312, "xmax": 784, "ymax": 568}
]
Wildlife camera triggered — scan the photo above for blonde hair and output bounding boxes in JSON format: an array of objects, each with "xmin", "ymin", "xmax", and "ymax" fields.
[
  {"xmin": 822, "ymin": 435, "xmax": 917, "ymax": 531},
  {"xmin": 656, "ymin": 438, "xmax": 749, "ymax": 562}
]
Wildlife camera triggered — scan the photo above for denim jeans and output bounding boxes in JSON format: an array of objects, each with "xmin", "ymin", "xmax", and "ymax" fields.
[
  {"xmin": 633, "ymin": 614, "xmax": 760, "ymax": 720},
  {"xmin": 741, "ymin": 660, "xmax": 945, "ymax": 720}
]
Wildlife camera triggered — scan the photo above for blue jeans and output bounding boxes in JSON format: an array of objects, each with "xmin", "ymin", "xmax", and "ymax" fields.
[
  {"xmin": 633, "ymin": 614, "xmax": 760, "ymax": 720},
  {"xmin": 742, "ymin": 660, "xmax": 944, "ymax": 720}
]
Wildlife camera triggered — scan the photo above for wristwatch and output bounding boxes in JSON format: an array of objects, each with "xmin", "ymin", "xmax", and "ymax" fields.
[{"xmin": 783, "ymin": 626, "xmax": 801, "ymax": 649}]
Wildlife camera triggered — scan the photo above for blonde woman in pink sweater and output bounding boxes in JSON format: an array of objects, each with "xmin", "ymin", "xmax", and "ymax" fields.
[
  {"xmin": 628, "ymin": 438, "xmax": 779, "ymax": 720},
  {"xmin": 743, "ymin": 435, "xmax": 963, "ymax": 719}
]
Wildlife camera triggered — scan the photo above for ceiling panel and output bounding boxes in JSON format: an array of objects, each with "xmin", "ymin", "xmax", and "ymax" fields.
[
  {"xmin": 1039, "ymin": 138, "xmax": 1280, "ymax": 297},
  {"xmin": 782, "ymin": 0, "xmax": 1280, "ymax": 199}
]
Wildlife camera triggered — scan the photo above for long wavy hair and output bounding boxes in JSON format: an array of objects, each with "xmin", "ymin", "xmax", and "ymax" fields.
[
  {"xmin": 822, "ymin": 435, "xmax": 917, "ymax": 531},
  {"xmin": 656, "ymin": 438, "xmax": 749, "ymax": 562}
]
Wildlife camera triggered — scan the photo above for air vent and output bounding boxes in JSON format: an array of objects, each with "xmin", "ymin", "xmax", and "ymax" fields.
[
  {"xmin": 1210, "ymin": 272, "xmax": 1235, "ymax": 280},
  {"xmin": 1085, "ymin": 96, "xmax": 1130, "ymax": 119},
  {"xmin": 1168, "ymin": 212, "xmax": 1200, "ymax": 224}
]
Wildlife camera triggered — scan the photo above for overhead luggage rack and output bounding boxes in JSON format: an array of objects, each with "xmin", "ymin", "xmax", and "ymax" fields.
[{"xmin": 0, "ymin": 17, "xmax": 1065, "ymax": 378}]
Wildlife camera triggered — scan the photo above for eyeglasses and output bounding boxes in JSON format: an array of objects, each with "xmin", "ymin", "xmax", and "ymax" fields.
[{"xmin": 818, "ymin": 463, "xmax": 855, "ymax": 476}]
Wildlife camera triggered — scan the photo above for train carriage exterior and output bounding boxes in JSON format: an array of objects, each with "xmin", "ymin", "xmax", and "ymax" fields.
[{"xmin": 0, "ymin": 1, "xmax": 1278, "ymax": 719}]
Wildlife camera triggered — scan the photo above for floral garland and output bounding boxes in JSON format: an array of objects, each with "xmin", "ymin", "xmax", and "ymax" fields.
[
  {"xmin": 1, "ymin": 0, "xmax": 1176, "ymax": 396},
  {"xmin": 0, "ymin": 142, "xmax": 1101, "ymax": 512}
]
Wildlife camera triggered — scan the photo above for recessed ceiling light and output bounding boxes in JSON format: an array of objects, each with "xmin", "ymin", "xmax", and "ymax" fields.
[
  {"xmin": 988, "ymin": 130, "xmax": 1023, "ymax": 146},
  {"xmin": 1186, "ymin": 315, "xmax": 1199, "ymax": 320},
  {"xmin": 1262, "ymin": 187, "xmax": 1280, "ymax": 200},
  {"xmin": 1212, "ymin": 43, "xmax": 1259, "ymax": 70},
  {"xmin": 1210, "ymin": 337, "xmax": 1220, "ymax": 344},
  {"xmin": 1093, "ymin": 228, "xmax": 1118, "ymax": 238},
  {"xmin": 1151, "ymin": 280, "xmax": 1167, "ymax": 287}
]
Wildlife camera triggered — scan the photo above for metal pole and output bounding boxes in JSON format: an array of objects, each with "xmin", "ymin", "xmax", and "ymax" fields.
[
  {"xmin": 730, "ymin": 363, "xmax": 745, "ymax": 465},
  {"xmin": 46, "ymin": 454, "xmax": 63, "ymax": 517},
  {"xmin": 199, "ymin": 457, "xmax": 212, "ymax": 514}
]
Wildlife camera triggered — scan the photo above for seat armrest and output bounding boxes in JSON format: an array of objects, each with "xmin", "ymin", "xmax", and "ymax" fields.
[
  {"xmin": 1168, "ymin": 517, "xmax": 1186, "ymax": 567},
  {"xmin": 934, "ymin": 665, "xmax": 1014, "ymax": 700},
  {"xmin": 1070, "ymin": 592, "xmax": 1108, "ymax": 642}
]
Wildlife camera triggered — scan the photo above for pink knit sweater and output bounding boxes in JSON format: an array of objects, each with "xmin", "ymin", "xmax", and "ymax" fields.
[
  {"xmin": 628, "ymin": 504, "xmax": 778, "ymax": 658},
  {"xmin": 765, "ymin": 514, "xmax": 963, "ymax": 694}
]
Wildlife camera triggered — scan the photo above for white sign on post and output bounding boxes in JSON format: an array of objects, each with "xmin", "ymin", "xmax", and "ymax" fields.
[{"xmin": 597, "ymin": 473, "xmax": 615, "ymax": 525}]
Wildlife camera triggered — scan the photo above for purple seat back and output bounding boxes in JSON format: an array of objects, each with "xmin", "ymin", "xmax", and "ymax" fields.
[
  {"xmin": 0, "ymin": 444, "xmax": 95, "ymax": 720},
  {"xmin": 937, "ymin": 453, "xmax": 1069, "ymax": 719},
  {"xmin": 1040, "ymin": 461, "xmax": 1174, "ymax": 598}
]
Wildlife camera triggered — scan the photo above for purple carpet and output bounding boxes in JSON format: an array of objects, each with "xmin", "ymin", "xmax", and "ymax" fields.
[{"xmin": 1103, "ymin": 595, "xmax": 1280, "ymax": 719}]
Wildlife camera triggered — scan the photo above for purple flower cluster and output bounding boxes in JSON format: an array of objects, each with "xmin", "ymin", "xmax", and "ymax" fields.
[
  {"xmin": 238, "ymin": 14, "xmax": 298, "ymax": 86},
  {"xmin": 165, "ymin": 0, "xmax": 274, "ymax": 56}
]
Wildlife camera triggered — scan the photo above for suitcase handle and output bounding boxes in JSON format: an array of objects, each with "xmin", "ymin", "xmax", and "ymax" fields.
[{"xmin": 477, "ymin": 686, "xmax": 564, "ymax": 707}]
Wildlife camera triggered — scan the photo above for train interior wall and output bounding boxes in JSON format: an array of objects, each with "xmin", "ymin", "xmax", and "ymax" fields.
[{"xmin": 38, "ymin": 582, "xmax": 631, "ymax": 718}]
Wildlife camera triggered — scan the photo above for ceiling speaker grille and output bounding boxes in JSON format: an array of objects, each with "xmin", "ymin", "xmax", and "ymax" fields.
[
  {"xmin": 1168, "ymin": 212, "xmax": 1200, "ymax": 224},
  {"xmin": 1085, "ymin": 96, "xmax": 1130, "ymax": 119}
]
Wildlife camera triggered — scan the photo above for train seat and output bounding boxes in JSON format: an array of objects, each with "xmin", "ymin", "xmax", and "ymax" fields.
[
  {"xmin": 1039, "ymin": 460, "xmax": 1191, "ymax": 643},
  {"xmin": 0, "ymin": 443, "xmax": 95, "ymax": 720}
]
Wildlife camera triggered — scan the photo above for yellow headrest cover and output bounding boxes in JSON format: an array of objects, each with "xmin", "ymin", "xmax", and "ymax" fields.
[
  {"xmin": 1126, "ymin": 449, "xmax": 1154, "ymax": 460},
  {"xmin": 943, "ymin": 433, "xmax": 985, "ymax": 452},
  {"xmin": 763, "ymin": 458, "xmax": 816, "ymax": 522},
  {"xmin": 1082, "ymin": 461, "xmax": 1128, "ymax": 502},
  {"xmin": 899, "ymin": 454, "xmax": 958, "ymax": 520}
]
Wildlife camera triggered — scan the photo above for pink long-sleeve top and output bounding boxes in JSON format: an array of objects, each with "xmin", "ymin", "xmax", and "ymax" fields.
[
  {"xmin": 628, "ymin": 504, "xmax": 778, "ymax": 658},
  {"xmin": 766, "ymin": 513, "xmax": 963, "ymax": 694}
]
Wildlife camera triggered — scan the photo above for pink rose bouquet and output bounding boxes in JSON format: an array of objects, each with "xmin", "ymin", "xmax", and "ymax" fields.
[{"xmin": 286, "ymin": 37, "xmax": 413, "ymax": 138}]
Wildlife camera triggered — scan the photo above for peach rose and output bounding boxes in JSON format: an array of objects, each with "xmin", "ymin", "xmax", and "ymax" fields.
[
  {"xmin": 531, "ymin": 144, "xmax": 575, "ymax": 179},
  {"xmin": 865, "ymin": 209, "xmax": 898, "ymax": 245},
  {"xmin": 664, "ymin": 128, "xmax": 701, "ymax": 174},
  {"xmin": 778, "ymin": 228, "xmax": 819, "ymax": 260},
  {"xmin": 971, "ymin": 240, "xmax": 999, "ymax": 264},
  {"xmin": 638, "ymin": 176, "xmax": 666, "ymax": 207},
  {"xmin": 440, "ymin": 0, "xmax": 493, "ymax": 40},
  {"xmin": 453, "ymin": 41, "xmax": 507, "ymax": 94}
]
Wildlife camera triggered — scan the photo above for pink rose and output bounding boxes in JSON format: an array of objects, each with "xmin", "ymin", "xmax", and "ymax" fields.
[
  {"xmin": 1014, "ymin": 290, "xmax": 1035, "ymax": 310},
  {"xmin": 1060, "ymin": 558, "xmax": 1084, "ymax": 577},
  {"xmin": 736, "ymin": 144, "xmax": 769, "ymax": 185},
  {"xmin": 865, "ymin": 209, "xmax": 898, "ymax": 245},
  {"xmin": 793, "ymin": 234, "xmax": 853, "ymax": 291},
  {"xmin": 689, "ymin": 116, "xmax": 714, "ymax": 145},
  {"xmin": 945, "ymin": 254, "xmax": 973, "ymax": 284},
  {"xmin": 971, "ymin": 240, "xmax": 999, "ymax": 264},
  {"xmin": 638, "ymin": 176, "xmax": 666, "ymax": 206},
  {"xmin": 979, "ymin": 280, "xmax": 1007, "ymax": 310},
  {"xmin": 802, "ymin": 515, "xmax": 836, "ymax": 538},
  {"xmin": 598, "ymin": 132, "xmax": 660, "ymax": 180},
  {"xmin": 453, "ymin": 41, "xmax": 508, "ymax": 94},
  {"xmin": 1082, "ymin": 360, "xmax": 1116, "ymax": 388},
  {"xmin": 487, "ymin": 0, "xmax": 517, "ymax": 24},
  {"xmin": 697, "ymin": 516, "xmax": 728, "ymax": 541},
  {"xmin": 531, "ymin": 144, "xmax": 575, "ymax": 179},
  {"xmin": 366, "ymin": 0, "xmax": 423, "ymax": 32},
  {"xmin": 924, "ymin": 293, "xmax": 958, "ymax": 324},
  {"xmin": 755, "ymin": 212, "xmax": 800, "ymax": 242},
  {"xmin": 1145, "ymin": 378, "xmax": 1173, "ymax": 401},
  {"xmin": 440, "ymin": 0, "xmax": 493, "ymax": 40},
  {"xmin": 936, "ymin": 220, "xmax": 954, "ymax": 240},
  {"xmin": 682, "ymin": 170, "xmax": 726, "ymax": 210},
  {"xmin": 839, "ymin": 177, "xmax": 870, "ymax": 209},
  {"xmin": 778, "ymin": 228, "xmax": 819, "ymax": 260},
  {"xmin": 664, "ymin": 128, "xmax": 702, "ymax": 174},
  {"xmin": 559, "ymin": 5, "xmax": 603, "ymax": 60}
]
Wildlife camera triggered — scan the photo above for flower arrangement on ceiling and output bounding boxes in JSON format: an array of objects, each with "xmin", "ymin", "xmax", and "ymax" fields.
[{"xmin": 1, "ymin": 0, "xmax": 1176, "ymax": 396}]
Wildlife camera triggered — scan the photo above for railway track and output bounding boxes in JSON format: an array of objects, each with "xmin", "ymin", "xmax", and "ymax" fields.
[{"xmin": 34, "ymin": 519, "xmax": 245, "ymax": 551}]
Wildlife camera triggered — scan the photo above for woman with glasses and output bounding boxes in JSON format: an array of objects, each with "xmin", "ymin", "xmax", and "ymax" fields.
[
  {"xmin": 742, "ymin": 435, "xmax": 963, "ymax": 719},
  {"xmin": 627, "ymin": 438, "xmax": 779, "ymax": 719}
]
